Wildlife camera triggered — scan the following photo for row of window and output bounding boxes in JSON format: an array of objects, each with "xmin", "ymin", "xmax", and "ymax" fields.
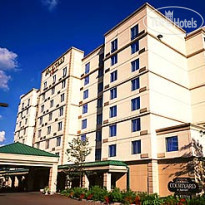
[
  {"xmin": 108, "ymin": 135, "xmax": 178, "ymax": 157},
  {"xmin": 45, "ymin": 136, "xmax": 61, "ymax": 149},
  {"xmin": 43, "ymin": 67, "xmax": 67, "ymax": 89},
  {"xmin": 21, "ymin": 98, "xmax": 30, "ymax": 110},
  {"xmin": 38, "ymin": 121, "xmax": 63, "ymax": 138}
]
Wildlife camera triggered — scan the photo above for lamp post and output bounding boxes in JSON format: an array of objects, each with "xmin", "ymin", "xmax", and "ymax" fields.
[{"xmin": 0, "ymin": 103, "xmax": 8, "ymax": 107}]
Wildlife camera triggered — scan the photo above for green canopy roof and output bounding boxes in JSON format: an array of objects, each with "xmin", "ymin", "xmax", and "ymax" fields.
[
  {"xmin": 0, "ymin": 142, "xmax": 58, "ymax": 158},
  {"xmin": 59, "ymin": 160, "xmax": 127, "ymax": 169}
]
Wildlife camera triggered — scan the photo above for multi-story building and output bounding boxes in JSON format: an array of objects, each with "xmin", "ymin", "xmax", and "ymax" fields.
[
  {"xmin": 14, "ymin": 88, "xmax": 39, "ymax": 146},
  {"xmin": 14, "ymin": 3, "xmax": 205, "ymax": 196}
]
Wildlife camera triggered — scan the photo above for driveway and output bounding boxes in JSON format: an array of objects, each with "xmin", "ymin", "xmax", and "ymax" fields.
[{"xmin": 0, "ymin": 192, "xmax": 99, "ymax": 205}]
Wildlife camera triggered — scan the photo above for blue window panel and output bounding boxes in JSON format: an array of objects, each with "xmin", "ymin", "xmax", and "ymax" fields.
[
  {"xmin": 110, "ymin": 106, "xmax": 117, "ymax": 118},
  {"xmin": 81, "ymin": 134, "xmax": 86, "ymax": 142},
  {"xmin": 85, "ymin": 63, "xmax": 90, "ymax": 74},
  {"xmin": 111, "ymin": 54, "xmax": 118, "ymax": 66},
  {"xmin": 131, "ymin": 24, "xmax": 139, "ymax": 40},
  {"xmin": 97, "ymin": 114, "xmax": 102, "ymax": 125},
  {"xmin": 166, "ymin": 136, "xmax": 178, "ymax": 152},
  {"xmin": 98, "ymin": 82, "xmax": 103, "ymax": 93},
  {"xmin": 109, "ymin": 144, "xmax": 116, "ymax": 157},
  {"xmin": 131, "ymin": 41, "xmax": 139, "ymax": 54},
  {"xmin": 82, "ymin": 104, "xmax": 88, "ymax": 114},
  {"xmin": 132, "ymin": 140, "xmax": 141, "ymax": 154},
  {"xmin": 132, "ymin": 118, "xmax": 141, "ymax": 132},
  {"xmin": 83, "ymin": 90, "xmax": 89, "ymax": 99},
  {"xmin": 131, "ymin": 59, "xmax": 140, "ymax": 72},
  {"xmin": 131, "ymin": 97, "xmax": 140, "ymax": 111},
  {"xmin": 84, "ymin": 76, "xmax": 89, "ymax": 85},
  {"xmin": 97, "ymin": 98, "xmax": 103, "ymax": 108},
  {"xmin": 95, "ymin": 149, "xmax": 101, "ymax": 160},
  {"xmin": 109, "ymin": 124, "xmax": 117, "ymax": 137},
  {"xmin": 110, "ymin": 87, "xmax": 117, "ymax": 99},
  {"xmin": 110, "ymin": 70, "xmax": 117, "ymax": 82},
  {"xmin": 98, "ymin": 68, "xmax": 104, "ymax": 77},
  {"xmin": 96, "ymin": 131, "xmax": 102, "ymax": 142},
  {"xmin": 111, "ymin": 39, "xmax": 118, "ymax": 53},
  {"xmin": 131, "ymin": 78, "xmax": 140, "ymax": 91},
  {"xmin": 82, "ymin": 119, "xmax": 87, "ymax": 129}
]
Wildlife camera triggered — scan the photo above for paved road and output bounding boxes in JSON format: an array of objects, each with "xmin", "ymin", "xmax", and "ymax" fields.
[{"xmin": 0, "ymin": 192, "xmax": 100, "ymax": 205}]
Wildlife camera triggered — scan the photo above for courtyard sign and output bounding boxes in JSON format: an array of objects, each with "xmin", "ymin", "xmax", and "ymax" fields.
[{"xmin": 168, "ymin": 178, "xmax": 199, "ymax": 194}]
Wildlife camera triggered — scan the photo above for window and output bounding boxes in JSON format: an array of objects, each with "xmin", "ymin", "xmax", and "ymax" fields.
[
  {"xmin": 131, "ymin": 59, "xmax": 139, "ymax": 72},
  {"xmin": 41, "ymin": 105, "xmax": 44, "ymax": 112},
  {"xmin": 131, "ymin": 97, "xmax": 140, "ymax": 111},
  {"xmin": 59, "ymin": 107, "xmax": 64, "ymax": 116},
  {"xmin": 51, "ymin": 87, "xmax": 55, "ymax": 95},
  {"xmin": 50, "ymin": 100, "xmax": 54, "ymax": 108},
  {"xmin": 98, "ymin": 68, "xmax": 104, "ymax": 77},
  {"xmin": 98, "ymin": 82, "xmax": 103, "ymax": 93},
  {"xmin": 131, "ymin": 41, "xmax": 139, "ymax": 54},
  {"xmin": 24, "ymin": 128, "xmax": 26, "ymax": 135},
  {"xmin": 22, "ymin": 103, "xmax": 24, "ymax": 109},
  {"xmin": 110, "ymin": 70, "xmax": 117, "ymax": 82},
  {"xmin": 53, "ymin": 75, "xmax": 56, "ymax": 83},
  {"xmin": 27, "ymin": 99, "xmax": 30, "ymax": 106},
  {"xmin": 97, "ymin": 114, "xmax": 102, "ymax": 125},
  {"xmin": 81, "ymin": 134, "xmax": 86, "ymax": 142},
  {"xmin": 61, "ymin": 93, "xmax": 65, "ymax": 102},
  {"xmin": 82, "ymin": 104, "xmax": 88, "ymax": 114},
  {"xmin": 111, "ymin": 54, "xmax": 118, "ymax": 66},
  {"xmin": 110, "ymin": 106, "xmax": 117, "ymax": 118},
  {"xmin": 25, "ymin": 119, "xmax": 28, "ymax": 124},
  {"xmin": 38, "ymin": 130, "xmax": 41, "ymax": 138},
  {"xmin": 45, "ymin": 140, "xmax": 49, "ymax": 149},
  {"xmin": 63, "ymin": 67, "xmax": 67, "ymax": 77},
  {"xmin": 42, "ymin": 93, "xmax": 45, "ymax": 100},
  {"xmin": 36, "ymin": 142, "xmax": 40, "ymax": 149},
  {"xmin": 62, "ymin": 80, "xmax": 66, "ymax": 88},
  {"xmin": 111, "ymin": 39, "xmax": 118, "ymax": 53},
  {"xmin": 110, "ymin": 87, "xmax": 117, "ymax": 99},
  {"xmin": 56, "ymin": 137, "xmax": 61, "ymax": 147},
  {"xmin": 47, "ymin": 126, "xmax": 51, "ymax": 134},
  {"xmin": 83, "ymin": 90, "xmax": 89, "ymax": 99},
  {"xmin": 84, "ymin": 76, "xmax": 89, "ymax": 85},
  {"xmin": 58, "ymin": 122, "xmax": 63, "ymax": 131},
  {"xmin": 85, "ymin": 63, "xmax": 90, "ymax": 74},
  {"xmin": 49, "ymin": 112, "xmax": 52, "ymax": 121},
  {"xmin": 44, "ymin": 81, "xmax": 47, "ymax": 89},
  {"xmin": 26, "ymin": 109, "xmax": 29, "ymax": 114},
  {"xmin": 82, "ymin": 119, "xmax": 87, "ymax": 129},
  {"xmin": 39, "ymin": 117, "xmax": 43, "ymax": 125},
  {"xmin": 132, "ymin": 140, "xmax": 141, "ymax": 154},
  {"xmin": 110, "ymin": 124, "xmax": 117, "ymax": 137},
  {"xmin": 166, "ymin": 136, "xmax": 178, "ymax": 152},
  {"xmin": 96, "ymin": 131, "xmax": 102, "ymax": 142},
  {"xmin": 95, "ymin": 149, "xmax": 101, "ymax": 161},
  {"xmin": 131, "ymin": 24, "xmax": 139, "ymax": 40},
  {"xmin": 132, "ymin": 118, "xmax": 141, "ymax": 132},
  {"xmin": 97, "ymin": 98, "xmax": 103, "ymax": 108},
  {"xmin": 131, "ymin": 78, "xmax": 140, "ymax": 91},
  {"xmin": 109, "ymin": 144, "xmax": 116, "ymax": 157},
  {"xmin": 55, "ymin": 152, "xmax": 59, "ymax": 156}
]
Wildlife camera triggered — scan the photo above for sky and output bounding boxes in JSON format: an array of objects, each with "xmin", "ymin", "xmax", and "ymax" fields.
[{"xmin": 0, "ymin": 0, "xmax": 204, "ymax": 145}]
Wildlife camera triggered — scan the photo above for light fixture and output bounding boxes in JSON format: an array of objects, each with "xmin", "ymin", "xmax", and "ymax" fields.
[{"xmin": 157, "ymin": 34, "xmax": 163, "ymax": 40}]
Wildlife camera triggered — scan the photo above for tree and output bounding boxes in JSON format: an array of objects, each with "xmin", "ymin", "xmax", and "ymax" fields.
[{"xmin": 66, "ymin": 136, "xmax": 91, "ymax": 187}]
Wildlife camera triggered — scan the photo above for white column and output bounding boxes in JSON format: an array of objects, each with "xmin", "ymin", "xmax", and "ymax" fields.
[
  {"xmin": 84, "ymin": 174, "xmax": 89, "ymax": 189},
  {"xmin": 103, "ymin": 172, "xmax": 111, "ymax": 191},
  {"xmin": 49, "ymin": 164, "xmax": 58, "ymax": 194}
]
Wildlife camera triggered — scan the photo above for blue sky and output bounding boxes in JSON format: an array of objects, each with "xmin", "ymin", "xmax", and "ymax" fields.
[{"xmin": 0, "ymin": 0, "xmax": 204, "ymax": 145}]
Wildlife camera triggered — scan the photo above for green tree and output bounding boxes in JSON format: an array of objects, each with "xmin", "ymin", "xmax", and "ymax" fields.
[{"xmin": 66, "ymin": 136, "xmax": 91, "ymax": 187}]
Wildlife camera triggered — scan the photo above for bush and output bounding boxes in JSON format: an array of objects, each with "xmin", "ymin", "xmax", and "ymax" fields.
[
  {"xmin": 121, "ymin": 190, "xmax": 137, "ymax": 204},
  {"xmin": 89, "ymin": 186, "xmax": 108, "ymax": 202},
  {"xmin": 72, "ymin": 187, "xmax": 87, "ymax": 198},
  {"xmin": 109, "ymin": 188, "xmax": 123, "ymax": 202}
]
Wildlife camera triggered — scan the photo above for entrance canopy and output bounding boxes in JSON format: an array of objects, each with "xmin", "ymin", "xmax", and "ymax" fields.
[{"xmin": 0, "ymin": 142, "xmax": 59, "ymax": 193}]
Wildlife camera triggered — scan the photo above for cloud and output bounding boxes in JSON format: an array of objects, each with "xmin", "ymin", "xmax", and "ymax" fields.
[
  {"xmin": 0, "ymin": 47, "xmax": 18, "ymax": 70},
  {"xmin": 0, "ymin": 115, "xmax": 2, "ymax": 119},
  {"xmin": 0, "ymin": 70, "xmax": 11, "ymax": 90},
  {"xmin": 0, "ymin": 131, "xmax": 5, "ymax": 142},
  {"xmin": 0, "ymin": 47, "xmax": 17, "ymax": 90},
  {"xmin": 41, "ymin": 0, "xmax": 59, "ymax": 11}
]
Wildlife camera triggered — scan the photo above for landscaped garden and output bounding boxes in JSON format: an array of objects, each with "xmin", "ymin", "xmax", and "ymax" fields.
[{"xmin": 60, "ymin": 186, "xmax": 205, "ymax": 205}]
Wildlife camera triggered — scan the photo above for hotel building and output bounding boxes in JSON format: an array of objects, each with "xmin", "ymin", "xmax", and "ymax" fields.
[{"xmin": 14, "ymin": 3, "xmax": 205, "ymax": 196}]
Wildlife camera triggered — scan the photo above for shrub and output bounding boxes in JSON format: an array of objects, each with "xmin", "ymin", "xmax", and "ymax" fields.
[
  {"xmin": 72, "ymin": 187, "xmax": 87, "ymax": 198},
  {"xmin": 89, "ymin": 186, "xmax": 108, "ymax": 202},
  {"xmin": 121, "ymin": 190, "xmax": 137, "ymax": 204},
  {"xmin": 109, "ymin": 188, "xmax": 123, "ymax": 202}
]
